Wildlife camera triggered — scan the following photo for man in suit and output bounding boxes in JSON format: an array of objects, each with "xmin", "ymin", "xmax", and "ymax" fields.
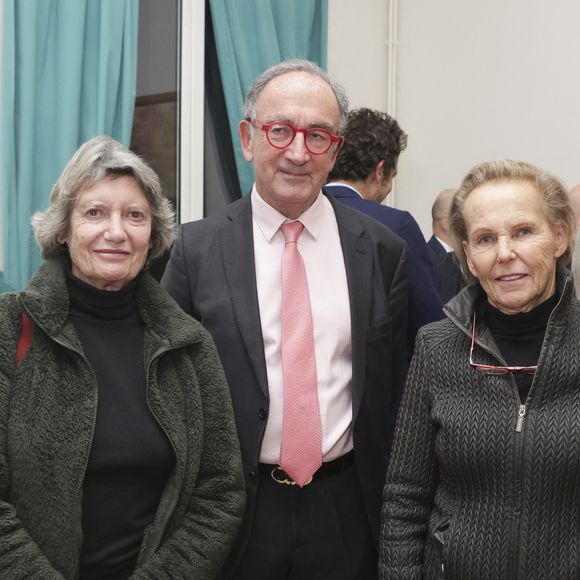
[
  {"xmin": 162, "ymin": 60, "xmax": 408, "ymax": 579},
  {"xmin": 427, "ymin": 187, "xmax": 465, "ymax": 303},
  {"xmin": 326, "ymin": 108, "xmax": 443, "ymax": 355}
]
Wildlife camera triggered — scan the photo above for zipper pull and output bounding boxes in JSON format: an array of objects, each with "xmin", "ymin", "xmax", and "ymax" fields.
[{"xmin": 516, "ymin": 404, "xmax": 526, "ymax": 432}]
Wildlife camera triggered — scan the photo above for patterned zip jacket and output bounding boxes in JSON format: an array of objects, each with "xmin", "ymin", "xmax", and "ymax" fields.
[{"xmin": 380, "ymin": 266, "xmax": 580, "ymax": 579}]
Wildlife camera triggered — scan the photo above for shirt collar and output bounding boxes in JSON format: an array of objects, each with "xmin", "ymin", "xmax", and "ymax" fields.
[
  {"xmin": 435, "ymin": 235, "xmax": 454, "ymax": 253},
  {"xmin": 251, "ymin": 185, "xmax": 325, "ymax": 242}
]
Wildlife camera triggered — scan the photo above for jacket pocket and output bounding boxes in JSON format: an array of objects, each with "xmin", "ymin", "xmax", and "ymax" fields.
[{"xmin": 431, "ymin": 515, "xmax": 452, "ymax": 579}]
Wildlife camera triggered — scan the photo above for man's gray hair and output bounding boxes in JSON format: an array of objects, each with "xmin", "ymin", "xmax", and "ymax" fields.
[
  {"xmin": 32, "ymin": 135, "xmax": 176, "ymax": 261},
  {"xmin": 243, "ymin": 59, "xmax": 349, "ymax": 133}
]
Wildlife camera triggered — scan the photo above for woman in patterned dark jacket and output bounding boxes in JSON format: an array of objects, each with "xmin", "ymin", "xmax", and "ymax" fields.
[{"xmin": 379, "ymin": 160, "xmax": 579, "ymax": 580}]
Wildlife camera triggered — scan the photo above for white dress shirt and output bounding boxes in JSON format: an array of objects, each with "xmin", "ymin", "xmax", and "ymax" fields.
[{"xmin": 251, "ymin": 187, "xmax": 353, "ymax": 464}]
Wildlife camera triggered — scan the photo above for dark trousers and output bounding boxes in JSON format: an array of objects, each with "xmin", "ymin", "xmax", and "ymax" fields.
[{"xmin": 231, "ymin": 458, "xmax": 377, "ymax": 580}]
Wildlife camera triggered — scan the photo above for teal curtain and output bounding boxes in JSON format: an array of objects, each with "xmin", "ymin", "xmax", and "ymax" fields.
[
  {"xmin": 1, "ymin": 0, "xmax": 139, "ymax": 290},
  {"xmin": 208, "ymin": 0, "xmax": 328, "ymax": 196},
  {"xmin": 0, "ymin": 272, "xmax": 14, "ymax": 292}
]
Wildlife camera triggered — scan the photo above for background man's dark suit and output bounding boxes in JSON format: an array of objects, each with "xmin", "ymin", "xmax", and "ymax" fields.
[
  {"xmin": 161, "ymin": 189, "xmax": 408, "ymax": 575},
  {"xmin": 326, "ymin": 184, "xmax": 443, "ymax": 351},
  {"xmin": 427, "ymin": 235, "xmax": 465, "ymax": 303}
]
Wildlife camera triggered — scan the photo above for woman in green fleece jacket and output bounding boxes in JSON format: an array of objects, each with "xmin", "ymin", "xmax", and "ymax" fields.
[{"xmin": 0, "ymin": 136, "xmax": 246, "ymax": 579}]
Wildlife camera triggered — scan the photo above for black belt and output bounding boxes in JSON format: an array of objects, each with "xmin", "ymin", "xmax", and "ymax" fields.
[{"xmin": 258, "ymin": 451, "xmax": 355, "ymax": 486}]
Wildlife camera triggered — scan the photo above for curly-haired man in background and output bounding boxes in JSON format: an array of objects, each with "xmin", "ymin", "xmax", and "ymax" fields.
[{"xmin": 326, "ymin": 108, "xmax": 443, "ymax": 356}]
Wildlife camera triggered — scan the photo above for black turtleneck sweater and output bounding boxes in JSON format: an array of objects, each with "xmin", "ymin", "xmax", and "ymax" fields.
[
  {"xmin": 482, "ymin": 293, "xmax": 558, "ymax": 403},
  {"xmin": 67, "ymin": 271, "xmax": 175, "ymax": 580}
]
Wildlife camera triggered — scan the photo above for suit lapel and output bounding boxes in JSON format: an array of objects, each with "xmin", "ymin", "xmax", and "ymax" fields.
[
  {"xmin": 219, "ymin": 191, "xmax": 375, "ymax": 410},
  {"xmin": 328, "ymin": 193, "xmax": 372, "ymax": 420},
  {"xmin": 220, "ymin": 196, "xmax": 270, "ymax": 398}
]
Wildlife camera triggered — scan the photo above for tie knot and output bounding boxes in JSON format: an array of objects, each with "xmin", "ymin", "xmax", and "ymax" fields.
[{"xmin": 281, "ymin": 221, "xmax": 304, "ymax": 244}]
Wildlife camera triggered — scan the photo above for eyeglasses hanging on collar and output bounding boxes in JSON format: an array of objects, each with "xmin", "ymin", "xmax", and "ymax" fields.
[{"xmin": 469, "ymin": 311, "xmax": 537, "ymax": 375}]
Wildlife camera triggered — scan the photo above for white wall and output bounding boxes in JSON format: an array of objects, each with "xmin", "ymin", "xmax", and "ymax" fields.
[
  {"xmin": 328, "ymin": 0, "xmax": 389, "ymax": 111},
  {"xmin": 328, "ymin": 0, "xmax": 580, "ymax": 237}
]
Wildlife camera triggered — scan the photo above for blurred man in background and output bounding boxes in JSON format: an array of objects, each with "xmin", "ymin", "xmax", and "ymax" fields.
[{"xmin": 326, "ymin": 107, "xmax": 443, "ymax": 355}]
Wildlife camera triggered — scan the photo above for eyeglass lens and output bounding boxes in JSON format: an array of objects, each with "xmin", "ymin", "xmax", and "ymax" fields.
[{"xmin": 266, "ymin": 123, "xmax": 332, "ymax": 154}]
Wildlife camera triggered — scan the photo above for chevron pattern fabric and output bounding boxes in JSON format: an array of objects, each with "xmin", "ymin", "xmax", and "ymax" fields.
[{"xmin": 379, "ymin": 269, "xmax": 580, "ymax": 580}]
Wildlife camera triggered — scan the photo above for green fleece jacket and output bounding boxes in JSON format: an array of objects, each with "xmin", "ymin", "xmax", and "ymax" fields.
[{"xmin": 0, "ymin": 258, "xmax": 246, "ymax": 579}]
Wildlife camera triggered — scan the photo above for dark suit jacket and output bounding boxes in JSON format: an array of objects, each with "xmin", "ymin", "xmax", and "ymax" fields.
[
  {"xmin": 427, "ymin": 235, "xmax": 465, "ymax": 304},
  {"xmin": 326, "ymin": 184, "xmax": 443, "ymax": 353},
  {"xmin": 161, "ymin": 190, "xmax": 408, "ymax": 575}
]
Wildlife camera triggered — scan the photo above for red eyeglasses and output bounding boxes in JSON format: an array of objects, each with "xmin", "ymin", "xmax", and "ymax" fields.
[
  {"xmin": 249, "ymin": 119, "xmax": 343, "ymax": 155},
  {"xmin": 469, "ymin": 311, "xmax": 537, "ymax": 375}
]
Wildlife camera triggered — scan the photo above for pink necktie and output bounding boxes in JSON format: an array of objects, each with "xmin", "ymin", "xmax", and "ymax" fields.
[{"xmin": 279, "ymin": 221, "xmax": 322, "ymax": 486}]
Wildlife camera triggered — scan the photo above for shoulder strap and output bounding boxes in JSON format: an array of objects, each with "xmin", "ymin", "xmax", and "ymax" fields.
[{"xmin": 16, "ymin": 311, "xmax": 33, "ymax": 367}]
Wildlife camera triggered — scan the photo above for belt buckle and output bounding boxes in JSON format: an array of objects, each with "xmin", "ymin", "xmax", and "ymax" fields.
[{"xmin": 271, "ymin": 467, "xmax": 313, "ymax": 486}]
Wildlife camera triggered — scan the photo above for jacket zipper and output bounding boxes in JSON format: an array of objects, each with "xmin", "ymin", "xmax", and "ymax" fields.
[
  {"xmin": 21, "ymin": 306, "xmax": 99, "ymax": 580},
  {"xmin": 515, "ymin": 404, "xmax": 526, "ymax": 432},
  {"xmin": 510, "ymin": 391, "xmax": 526, "ymax": 579},
  {"xmin": 137, "ymin": 345, "xmax": 184, "ymax": 564}
]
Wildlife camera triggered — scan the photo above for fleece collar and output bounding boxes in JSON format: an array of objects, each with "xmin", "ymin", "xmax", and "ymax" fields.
[{"xmin": 18, "ymin": 258, "xmax": 203, "ymax": 351}]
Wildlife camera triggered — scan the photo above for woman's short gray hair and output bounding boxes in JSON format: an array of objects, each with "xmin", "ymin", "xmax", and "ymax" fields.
[
  {"xmin": 449, "ymin": 159, "xmax": 575, "ymax": 282},
  {"xmin": 32, "ymin": 135, "xmax": 176, "ymax": 261},
  {"xmin": 243, "ymin": 59, "xmax": 349, "ymax": 133}
]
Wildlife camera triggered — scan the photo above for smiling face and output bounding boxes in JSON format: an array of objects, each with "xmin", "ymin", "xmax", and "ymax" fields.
[
  {"xmin": 59, "ymin": 175, "xmax": 152, "ymax": 291},
  {"xmin": 462, "ymin": 179, "xmax": 568, "ymax": 314},
  {"xmin": 238, "ymin": 71, "xmax": 342, "ymax": 219}
]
